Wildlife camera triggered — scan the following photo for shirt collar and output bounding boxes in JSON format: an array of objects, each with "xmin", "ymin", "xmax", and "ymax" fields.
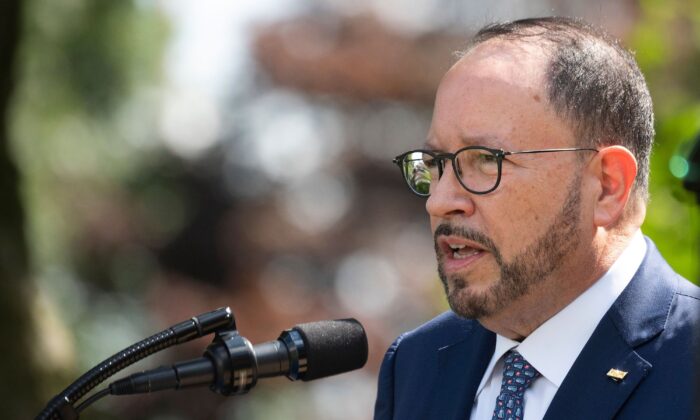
[{"xmin": 474, "ymin": 230, "xmax": 647, "ymax": 394}]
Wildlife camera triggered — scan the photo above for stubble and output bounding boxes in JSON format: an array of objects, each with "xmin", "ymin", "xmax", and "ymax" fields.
[{"xmin": 435, "ymin": 174, "xmax": 583, "ymax": 319}]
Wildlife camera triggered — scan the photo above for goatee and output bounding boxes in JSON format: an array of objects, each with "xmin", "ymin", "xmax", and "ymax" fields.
[{"xmin": 435, "ymin": 174, "xmax": 582, "ymax": 319}]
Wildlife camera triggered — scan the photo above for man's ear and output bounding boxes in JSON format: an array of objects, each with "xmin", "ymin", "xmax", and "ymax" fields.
[{"xmin": 591, "ymin": 146, "xmax": 638, "ymax": 227}]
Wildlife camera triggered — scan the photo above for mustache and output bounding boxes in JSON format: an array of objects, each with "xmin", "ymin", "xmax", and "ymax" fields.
[{"xmin": 433, "ymin": 223, "xmax": 499, "ymax": 257}]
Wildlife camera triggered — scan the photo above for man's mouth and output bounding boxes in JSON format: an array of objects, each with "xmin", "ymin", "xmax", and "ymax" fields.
[
  {"xmin": 448, "ymin": 243, "xmax": 483, "ymax": 259},
  {"xmin": 438, "ymin": 237, "xmax": 489, "ymax": 269}
]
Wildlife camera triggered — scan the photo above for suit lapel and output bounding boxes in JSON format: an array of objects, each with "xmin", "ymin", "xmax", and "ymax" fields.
[
  {"xmin": 432, "ymin": 322, "xmax": 495, "ymax": 420},
  {"xmin": 542, "ymin": 316, "xmax": 652, "ymax": 419},
  {"xmin": 543, "ymin": 238, "xmax": 677, "ymax": 419}
]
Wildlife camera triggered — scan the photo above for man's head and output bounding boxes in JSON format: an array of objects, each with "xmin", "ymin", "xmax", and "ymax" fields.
[
  {"xmin": 464, "ymin": 17, "xmax": 654, "ymax": 201},
  {"xmin": 402, "ymin": 17, "xmax": 653, "ymax": 330}
]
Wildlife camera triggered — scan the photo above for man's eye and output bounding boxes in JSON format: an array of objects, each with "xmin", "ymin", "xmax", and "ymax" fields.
[
  {"xmin": 424, "ymin": 158, "xmax": 438, "ymax": 168},
  {"xmin": 476, "ymin": 153, "xmax": 498, "ymax": 163}
]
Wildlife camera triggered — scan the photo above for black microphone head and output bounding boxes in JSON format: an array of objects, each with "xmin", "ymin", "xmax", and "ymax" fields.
[{"xmin": 292, "ymin": 318, "xmax": 368, "ymax": 381}]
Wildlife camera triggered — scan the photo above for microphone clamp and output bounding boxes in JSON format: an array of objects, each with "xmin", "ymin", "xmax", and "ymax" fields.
[
  {"xmin": 206, "ymin": 329, "xmax": 257, "ymax": 395},
  {"xmin": 109, "ymin": 325, "xmax": 312, "ymax": 397}
]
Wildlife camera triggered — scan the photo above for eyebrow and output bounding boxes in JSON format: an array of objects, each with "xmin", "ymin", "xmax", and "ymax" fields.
[
  {"xmin": 424, "ymin": 135, "xmax": 507, "ymax": 151},
  {"xmin": 423, "ymin": 141, "xmax": 438, "ymax": 151}
]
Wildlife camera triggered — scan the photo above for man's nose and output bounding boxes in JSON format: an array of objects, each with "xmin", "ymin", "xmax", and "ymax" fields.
[{"xmin": 425, "ymin": 164, "xmax": 476, "ymax": 218}]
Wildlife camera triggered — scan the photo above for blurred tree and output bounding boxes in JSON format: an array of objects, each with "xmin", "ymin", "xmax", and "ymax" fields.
[
  {"xmin": 9, "ymin": 0, "xmax": 169, "ymax": 417},
  {"xmin": 0, "ymin": 1, "xmax": 43, "ymax": 418},
  {"xmin": 8, "ymin": 2, "xmax": 699, "ymax": 419},
  {"xmin": 630, "ymin": 0, "xmax": 700, "ymax": 282}
]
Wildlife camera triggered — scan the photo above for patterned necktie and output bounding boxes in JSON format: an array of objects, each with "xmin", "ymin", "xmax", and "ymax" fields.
[{"xmin": 491, "ymin": 350, "xmax": 541, "ymax": 420}]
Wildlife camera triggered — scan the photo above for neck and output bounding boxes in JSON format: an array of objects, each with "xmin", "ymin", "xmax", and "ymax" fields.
[{"xmin": 478, "ymin": 227, "xmax": 638, "ymax": 340}]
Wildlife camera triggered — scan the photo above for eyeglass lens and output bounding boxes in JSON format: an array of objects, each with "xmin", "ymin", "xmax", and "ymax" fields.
[{"xmin": 401, "ymin": 149, "xmax": 500, "ymax": 195}]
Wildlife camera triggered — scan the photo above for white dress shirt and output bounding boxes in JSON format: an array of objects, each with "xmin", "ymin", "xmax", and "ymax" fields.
[{"xmin": 470, "ymin": 230, "xmax": 647, "ymax": 420}]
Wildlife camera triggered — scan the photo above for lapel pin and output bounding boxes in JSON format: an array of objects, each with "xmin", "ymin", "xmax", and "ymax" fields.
[{"xmin": 606, "ymin": 368, "xmax": 628, "ymax": 382}]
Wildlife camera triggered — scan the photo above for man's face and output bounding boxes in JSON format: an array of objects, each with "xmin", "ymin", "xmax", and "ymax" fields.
[{"xmin": 426, "ymin": 41, "xmax": 589, "ymax": 320}]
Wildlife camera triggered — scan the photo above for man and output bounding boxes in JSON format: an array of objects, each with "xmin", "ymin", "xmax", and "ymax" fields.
[{"xmin": 374, "ymin": 17, "xmax": 699, "ymax": 420}]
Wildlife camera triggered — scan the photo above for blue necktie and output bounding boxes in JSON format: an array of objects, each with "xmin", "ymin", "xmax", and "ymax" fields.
[{"xmin": 491, "ymin": 351, "xmax": 541, "ymax": 420}]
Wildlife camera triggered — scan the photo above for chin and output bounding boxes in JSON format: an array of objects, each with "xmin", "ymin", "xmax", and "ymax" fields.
[{"xmin": 446, "ymin": 278, "xmax": 498, "ymax": 320}]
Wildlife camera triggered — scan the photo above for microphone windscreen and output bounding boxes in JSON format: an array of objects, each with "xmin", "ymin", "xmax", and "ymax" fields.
[{"xmin": 293, "ymin": 318, "xmax": 368, "ymax": 381}]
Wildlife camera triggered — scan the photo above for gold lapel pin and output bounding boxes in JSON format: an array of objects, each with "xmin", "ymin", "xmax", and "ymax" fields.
[{"xmin": 606, "ymin": 368, "xmax": 628, "ymax": 382}]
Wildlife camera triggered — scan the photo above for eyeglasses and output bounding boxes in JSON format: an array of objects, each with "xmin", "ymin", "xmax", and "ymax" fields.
[{"xmin": 393, "ymin": 146, "xmax": 598, "ymax": 196}]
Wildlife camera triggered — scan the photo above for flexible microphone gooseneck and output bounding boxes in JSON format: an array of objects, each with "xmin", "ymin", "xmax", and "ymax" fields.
[
  {"xmin": 109, "ymin": 318, "xmax": 368, "ymax": 396},
  {"xmin": 37, "ymin": 307, "xmax": 235, "ymax": 420},
  {"xmin": 37, "ymin": 312, "xmax": 368, "ymax": 419}
]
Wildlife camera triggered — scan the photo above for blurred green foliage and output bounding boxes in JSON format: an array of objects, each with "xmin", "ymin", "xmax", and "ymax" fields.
[
  {"xmin": 13, "ymin": 0, "xmax": 168, "ymax": 270},
  {"xmin": 9, "ymin": 1, "xmax": 700, "ymax": 418},
  {"xmin": 630, "ymin": 0, "xmax": 700, "ymax": 282},
  {"xmin": 10, "ymin": 0, "xmax": 170, "ymax": 414}
]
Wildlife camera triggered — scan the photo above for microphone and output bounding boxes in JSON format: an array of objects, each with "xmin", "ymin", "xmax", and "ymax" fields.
[{"xmin": 108, "ymin": 318, "xmax": 368, "ymax": 396}]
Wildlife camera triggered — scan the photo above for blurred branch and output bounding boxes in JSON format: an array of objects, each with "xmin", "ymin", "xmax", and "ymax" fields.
[
  {"xmin": 0, "ymin": 0, "xmax": 42, "ymax": 417},
  {"xmin": 253, "ymin": 14, "xmax": 463, "ymax": 104}
]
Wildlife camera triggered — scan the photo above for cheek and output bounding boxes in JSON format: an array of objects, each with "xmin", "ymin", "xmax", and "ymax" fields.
[{"xmin": 481, "ymin": 184, "xmax": 554, "ymax": 256}]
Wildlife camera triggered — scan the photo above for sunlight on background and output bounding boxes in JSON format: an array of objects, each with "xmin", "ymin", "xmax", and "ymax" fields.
[{"xmin": 8, "ymin": 0, "xmax": 699, "ymax": 419}]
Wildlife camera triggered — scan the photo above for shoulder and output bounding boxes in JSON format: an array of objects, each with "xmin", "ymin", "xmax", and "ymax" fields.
[
  {"xmin": 378, "ymin": 311, "xmax": 485, "ymax": 381},
  {"xmin": 374, "ymin": 311, "xmax": 473, "ymax": 419},
  {"xmin": 629, "ymin": 238, "xmax": 699, "ymax": 352},
  {"xmin": 675, "ymin": 275, "xmax": 700, "ymax": 301},
  {"xmin": 392, "ymin": 311, "xmax": 477, "ymax": 351},
  {"xmin": 630, "ymin": 237, "xmax": 699, "ymax": 323},
  {"xmin": 668, "ymin": 275, "xmax": 699, "ymax": 329},
  {"xmin": 378, "ymin": 311, "xmax": 479, "ymax": 372},
  {"xmin": 374, "ymin": 312, "xmax": 484, "ymax": 419},
  {"xmin": 625, "ymin": 274, "xmax": 699, "ymax": 415},
  {"xmin": 644, "ymin": 236, "xmax": 699, "ymax": 324}
]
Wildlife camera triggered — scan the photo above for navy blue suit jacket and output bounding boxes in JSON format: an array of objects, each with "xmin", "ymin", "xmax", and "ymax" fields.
[{"xmin": 374, "ymin": 238, "xmax": 700, "ymax": 419}]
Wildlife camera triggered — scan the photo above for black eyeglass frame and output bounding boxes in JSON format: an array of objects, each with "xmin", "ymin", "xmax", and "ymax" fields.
[{"xmin": 392, "ymin": 146, "xmax": 599, "ymax": 196}]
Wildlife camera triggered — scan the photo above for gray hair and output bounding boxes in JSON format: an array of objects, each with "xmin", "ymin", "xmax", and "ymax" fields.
[{"xmin": 460, "ymin": 17, "xmax": 654, "ymax": 201}]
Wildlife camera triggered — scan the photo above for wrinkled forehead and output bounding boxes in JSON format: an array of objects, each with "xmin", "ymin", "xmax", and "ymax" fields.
[
  {"xmin": 428, "ymin": 39, "xmax": 575, "ymax": 151},
  {"xmin": 446, "ymin": 38, "xmax": 550, "ymax": 98}
]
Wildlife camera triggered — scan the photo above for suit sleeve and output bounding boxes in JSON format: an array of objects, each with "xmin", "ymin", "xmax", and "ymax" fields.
[{"xmin": 373, "ymin": 334, "xmax": 404, "ymax": 420}]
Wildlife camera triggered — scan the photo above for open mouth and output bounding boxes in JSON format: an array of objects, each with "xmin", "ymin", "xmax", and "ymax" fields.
[
  {"xmin": 437, "ymin": 236, "xmax": 490, "ymax": 271},
  {"xmin": 448, "ymin": 243, "xmax": 483, "ymax": 260}
]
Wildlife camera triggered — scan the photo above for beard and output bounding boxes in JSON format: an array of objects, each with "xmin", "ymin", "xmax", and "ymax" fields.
[{"xmin": 435, "ymin": 173, "xmax": 583, "ymax": 320}]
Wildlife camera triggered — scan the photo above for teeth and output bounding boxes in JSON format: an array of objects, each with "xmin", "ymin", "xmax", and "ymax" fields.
[
  {"xmin": 449, "ymin": 244, "xmax": 466, "ymax": 251},
  {"xmin": 452, "ymin": 246, "xmax": 480, "ymax": 259}
]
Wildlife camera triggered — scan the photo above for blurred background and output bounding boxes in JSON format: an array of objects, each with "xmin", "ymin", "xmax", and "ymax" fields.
[{"xmin": 1, "ymin": 0, "xmax": 698, "ymax": 419}]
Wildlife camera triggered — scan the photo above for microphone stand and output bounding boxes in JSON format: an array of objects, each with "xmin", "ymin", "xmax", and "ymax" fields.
[{"xmin": 36, "ymin": 307, "xmax": 236, "ymax": 420}]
